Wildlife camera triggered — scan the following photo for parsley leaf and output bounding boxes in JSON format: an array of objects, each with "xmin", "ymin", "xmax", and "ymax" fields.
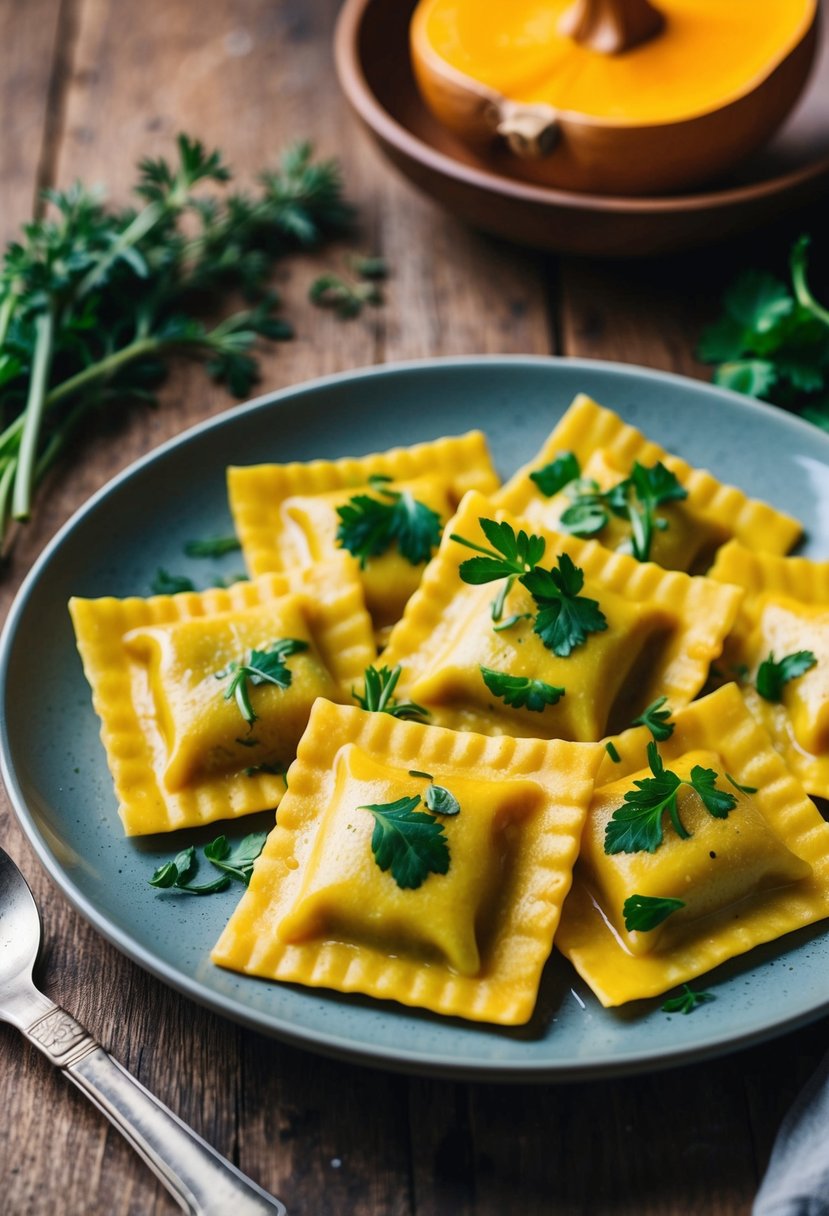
[
  {"xmin": 521, "ymin": 552, "xmax": 607, "ymax": 656},
  {"xmin": 622, "ymin": 894, "xmax": 685, "ymax": 932},
  {"xmin": 755, "ymin": 650, "xmax": 817, "ymax": 702},
  {"xmin": 149, "ymin": 831, "xmax": 267, "ymax": 895},
  {"xmin": 451, "ymin": 518, "xmax": 546, "ymax": 583},
  {"xmin": 529, "ymin": 450, "xmax": 580, "ymax": 497},
  {"xmin": 151, "ymin": 568, "xmax": 196, "ymax": 595},
  {"xmin": 360, "ymin": 795, "xmax": 450, "ymax": 889},
  {"xmin": 480, "ymin": 666, "xmax": 565, "ymax": 711},
  {"xmin": 336, "ymin": 485, "xmax": 442, "ymax": 568},
  {"xmin": 631, "ymin": 696, "xmax": 674, "ymax": 742},
  {"xmin": 604, "ymin": 742, "xmax": 736, "ymax": 855},
  {"xmin": 184, "ymin": 535, "xmax": 242, "ymax": 558},
  {"xmin": 352, "ymin": 664, "xmax": 429, "ymax": 721},
  {"xmin": 217, "ymin": 638, "xmax": 309, "ymax": 724},
  {"xmin": 661, "ymin": 985, "xmax": 715, "ymax": 1015}
]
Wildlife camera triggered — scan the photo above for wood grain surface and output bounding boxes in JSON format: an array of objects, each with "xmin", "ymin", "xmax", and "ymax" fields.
[{"xmin": 1, "ymin": 3, "xmax": 828, "ymax": 1214}]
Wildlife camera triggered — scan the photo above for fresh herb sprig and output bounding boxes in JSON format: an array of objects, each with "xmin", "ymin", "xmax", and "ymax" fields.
[
  {"xmin": 631, "ymin": 696, "xmax": 674, "ymax": 742},
  {"xmin": 216, "ymin": 638, "xmax": 309, "ymax": 724},
  {"xmin": 451, "ymin": 520, "xmax": 607, "ymax": 656},
  {"xmin": 360, "ymin": 794, "xmax": 453, "ymax": 889},
  {"xmin": 309, "ymin": 255, "xmax": 387, "ymax": 319},
  {"xmin": 0, "ymin": 136, "xmax": 354, "ymax": 549},
  {"xmin": 149, "ymin": 831, "xmax": 267, "ymax": 895},
  {"xmin": 352, "ymin": 663, "xmax": 429, "ymax": 721},
  {"xmin": 604, "ymin": 741, "xmax": 737, "ymax": 855},
  {"xmin": 661, "ymin": 985, "xmax": 715, "ymax": 1015},
  {"xmin": 336, "ymin": 479, "xmax": 442, "ymax": 568},
  {"xmin": 698, "ymin": 235, "xmax": 829, "ymax": 430},
  {"xmin": 755, "ymin": 649, "xmax": 817, "ymax": 702},
  {"xmin": 480, "ymin": 666, "xmax": 565, "ymax": 712},
  {"xmin": 622, "ymin": 894, "xmax": 685, "ymax": 932},
  {"xmin": 542, "ymin": 455, "xmax": 688, "ymax": 562}
]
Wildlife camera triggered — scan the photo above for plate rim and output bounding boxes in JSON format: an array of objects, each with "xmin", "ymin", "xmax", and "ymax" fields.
[
  {"xmin": 2, "ymin": 353, "xmax": 829, "ymax": 1082},
  {"xmin": 334, "ymin": 0, "xmax": 829, "ymax": 217}
]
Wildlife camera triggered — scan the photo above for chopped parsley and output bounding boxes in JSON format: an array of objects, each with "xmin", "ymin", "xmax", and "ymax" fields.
[
  {"xmin": 151, "ymin": 568, "xmax": 196, "ymax": 595},
  {"xmin": 184, "ymin": 535, "xmax": 242, "ymax": 558},
  {"xmin": 661, "ymin": 984, "xmax": 715, "ymax": 1015},
  {"xmin": 622, "ymin": 894, "xmax": 685, "ymax": 932},
  {"xmin": 631, "ymin": 695, "xmax": 674, "ymax": 742},
  {"xmin": 529, "ymin": 450, "xmax": 581, "ymax": 497},
  {"xmin": 424, "ymin": 784, "xmax": 461, "ymax": 816},
  {"xmin": 480, "ymin": 666, "xmax": 565, "ymax": 712},
  {"xmin": 352, "ymin": 664, "xmax": 429, "ymax": 721},
  {"xmin": 360, "ymin": 795, "xmax": 451, "ymax": 889},
  {"xmin": 755, "ymin": 649, "xmax": 817, "ymax": 702},
  {"xmin": 604, "ymin": 741, "xmax": 737, "ymax": 855},
  {"xmin": 557, "ymin": 459, "xmax": 688, "ymax": 562},
  {"xmin": 216, "ymin": 638, "xmax": 309, "ymax": 724},
  {"xmin": 336, "ymin": 481, "xmax": 442, "ymax": 567},
  {"xmin": 149, "ymin": 831, "xmax": 267, "ymax": 895},
  {"xmin": 605, "ymin": 741, "xmax": 621, "ymax": 763}
]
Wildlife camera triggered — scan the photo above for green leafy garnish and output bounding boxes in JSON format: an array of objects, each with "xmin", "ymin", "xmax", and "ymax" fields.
[
  {"xmin": 149, "ymin": 831, "xmax": 267, "ymax": 895},
  {"xmin": 605, "ymin": 740, "xmax": 621, "ymax": 763},
  {"xmin": 725, "ymin": 772, "xmax": 758, "ymax": 796},
  {"xmin": 452, "ymin": 521, "xmax": 606, "ymax": 656},
  {"xmin": 150, "ymin": 568, "xmax": 196, "ymax": 595},
  {"xmin": 451, "ymin": 517, "xmax": 546, "ymax": 583},
  {"xmin": 492, "ymin": 612, "xmax": 532, "ymax": 633},
  {"xmin": 184, "ymin": 535, "xmax": 242, "ymax": 558},
  {"xmin": 698, "ymin": 235, "xmax": 829, "ymax": 430},
  {"xmin": 755, "ymin": 650, "xmax": 817, "ymax": 702},
  {"xmin": 559, "ymin": 461, "xmax": 687, "ymax": 561},
  {"xmin": 631, "ymin": 696, "xmax": 674, "ymax": 742},
  {"xmin": 352, "ymin": 664, "xmax": 429, "ymax": 721},
  {"xmin": 408, "ymin": 769, "xmax": 433, "ymax": 780},
  {"xmin": 604, "ymin": 741, "xmax": 737, "ymax": 855},
  {"xmin": 622, "ymin": 894, "xmax": 685, "ymax": 932},
  {"xmin": 424, "ymin": 784, "xmax": 461, "ymax": 816},
  {"xmin": 336, "ymin": 484, "xmax": 442, "ymax": 568},
  {"xmin": 480, "ymin": 666, "xmax": 565, "ymax": 712},
  {"xmin": 360, "ymin": 795, "xmax": 450, "ymax": 889},
  {"xmin": 490, "ymin": 575, "xmax": 514, "ymax": 622},
  {"xmin": 0, "ymin": 137, "xmax": 354, "ymax": 547},
  {"xmin": 521, "ymin": 553, "xmax": 608, "ymax": 656},
  {"xmin": 661, "ymin": 985, "xmax": 715, "ymax": 1015},
  {"xmin": 309, "ymin": 253, "xmax": 387, "ymax": 318},
  {"xmin": 217, "ymin": 638, "xmax": 309, "ymax": 724},
  {"xmin": 529, "ymin": 450, "xmax": 580, "ymax": 497}
]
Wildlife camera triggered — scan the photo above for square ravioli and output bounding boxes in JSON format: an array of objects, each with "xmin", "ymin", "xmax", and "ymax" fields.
[
  {"xmin": 382, "ymin": 491, "xmax": 743, "ymax": 741},
  {"xmin": 69, "ymin": 557, "xmax": 376, "ymax": 835},
  {"xmin": 494, "ymin": 394, "xmax": 801, "ymax": 571},
  {"xmin": 556, "ymin": 683, "xmax": 829, "ymax": 1006},
  {"xmin": 708, "ymin": 541, "xmax": 829, "ymax": 798},
  {"xmin": 227, "ymin": 431, "xmax": 499, "ymax": 633},
  {"xmin": 211, "ymin": 699, "xmax": 603, "ymax": 1025}
]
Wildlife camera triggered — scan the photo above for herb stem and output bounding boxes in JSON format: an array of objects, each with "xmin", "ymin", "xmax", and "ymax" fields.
[
  {"xmin": 12, "ymin": 309, "xmax": 55, "ymax": 520},
  {"xmin": 791, "ymin": 238, "xmax": 829, "ymax": 327},
  {"xmin": 0, "ymin": 289, "xmax": 17, "ymax": 351},
  {"xmin": 75, "ymin": 199, "xmax": 166, "ymax": 300}
]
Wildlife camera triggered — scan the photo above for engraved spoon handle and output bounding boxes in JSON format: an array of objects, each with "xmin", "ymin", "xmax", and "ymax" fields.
[{"xmin": 23, "ymin": 1001, "xmax": 286, "ymax": 1216}]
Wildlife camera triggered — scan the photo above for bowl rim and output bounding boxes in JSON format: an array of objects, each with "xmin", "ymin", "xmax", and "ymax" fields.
[{"xmin": 334, "ymin": 0, "xmax": 829, "ymax": 216}]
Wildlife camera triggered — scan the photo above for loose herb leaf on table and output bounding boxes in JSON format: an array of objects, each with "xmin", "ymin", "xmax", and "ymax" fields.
[
  {"xmin": 698, "ymin": 234, "xmax": 829, "ymax": 430},
  {"xmin": 0, "ymin": 135, "xmax": 355, "ymax": 551}
]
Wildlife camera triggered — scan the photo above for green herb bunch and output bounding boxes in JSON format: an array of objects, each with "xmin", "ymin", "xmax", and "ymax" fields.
[
  {"xmin": 0, "ymin": 135, "xmax": 353, "ymax": 548},
  {"xmin": 698, "ymin": 235, "xmax": 829, "ymax": 430}
]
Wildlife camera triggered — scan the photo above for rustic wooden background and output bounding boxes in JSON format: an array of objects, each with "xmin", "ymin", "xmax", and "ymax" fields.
[{"xmin": 1, "ymin": 1, "xmax": 829, "ymax": 1213}]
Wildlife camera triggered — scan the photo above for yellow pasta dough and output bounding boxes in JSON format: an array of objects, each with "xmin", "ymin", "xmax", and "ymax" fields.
[
  {"xmin": 495, "ymin": 395, "xmax": 802, "ymax": 571},
  {"xmin": 383, "ymin": 491, "xmax": 743, "ymax": 741},
  {"xmin": 69, "ymin": 557, "xmax": 376, "ymax": 835},
  {"xmin": 227, "ymin": 431, "xmax": 500, "ymax": 633},
  {"xmin": 556, "ymin": 684, "xmax": 829, "ymax": 1006},
  {"xmin": 212, "ymin": 698, "xmax": 603, "ymax": 1024},
  {"xmin": 708, "ymin": 541, "xmax": 829, "ymax": 798}
]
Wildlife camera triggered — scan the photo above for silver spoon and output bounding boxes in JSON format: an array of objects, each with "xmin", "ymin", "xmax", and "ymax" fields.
[{"xmin": 0, "ymin": 845, "xmax": 286, "ymax": 1215}]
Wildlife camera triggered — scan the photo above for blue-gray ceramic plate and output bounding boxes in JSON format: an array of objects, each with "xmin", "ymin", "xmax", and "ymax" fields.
[{"xmin": 2, "ymin": 356, "xmax": 829, "ymax": 1081}]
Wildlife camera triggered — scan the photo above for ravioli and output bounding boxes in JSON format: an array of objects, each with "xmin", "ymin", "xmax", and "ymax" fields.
[
  {"xmin": 212, "ymin": 698, "xmax": 603, "ymax": 1024},
  {"xmin": 227, "ymin": 431, "xmax": 499, "ymax": 633},
  {"xmin": 556, "ymin": 684, "xmax": 829, "ymax": 1006},
  {"xmin": 495, "ymin": 394, "xmax": 802, "ymax": 571},
  {"xmin": 383, "ymin": 491, "xmax": 743, "ymax": 741},
  {"xmin": 69, "ymin": 557, "xmax": 376, "ymax": 835},
  {"xmin": 708, "ymin": 541, "xmax": 829, "ymax": 798}
]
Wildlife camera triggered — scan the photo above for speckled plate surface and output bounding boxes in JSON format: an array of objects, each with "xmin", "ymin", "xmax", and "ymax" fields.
[{"xmin": 2, "ymin": 356, "xmax": 829, "ymax": 1081}]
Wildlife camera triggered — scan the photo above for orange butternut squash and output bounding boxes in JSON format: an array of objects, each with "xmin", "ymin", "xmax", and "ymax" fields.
[{"xmin": 410, "ymin": 0, "xmax": 818, "ymax": 194}]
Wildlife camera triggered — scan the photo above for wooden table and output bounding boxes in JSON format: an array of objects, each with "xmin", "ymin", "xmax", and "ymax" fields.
[{"xmin": 2, "ymin": 2, "xmax": 828, "ymax": 1213}]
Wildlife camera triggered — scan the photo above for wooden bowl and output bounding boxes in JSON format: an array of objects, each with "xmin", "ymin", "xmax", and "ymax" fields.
[{"xmin": 334, "ymin": 0, "xmax": 829, "ymax": 257}]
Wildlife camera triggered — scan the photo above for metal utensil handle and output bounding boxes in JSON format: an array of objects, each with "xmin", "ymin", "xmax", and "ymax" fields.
[{"xmin": 25, "ymin": 1003, "xmax": 285, "ymax": 1216}]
